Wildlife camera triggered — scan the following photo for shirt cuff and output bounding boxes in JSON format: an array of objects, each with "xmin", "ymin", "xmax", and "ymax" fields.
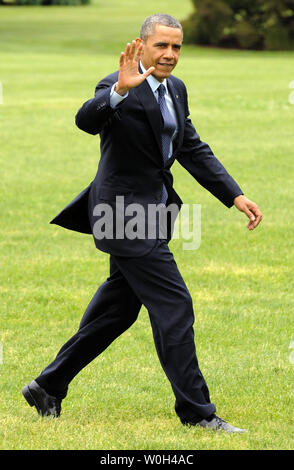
[{"xmin": 109, "ymin": 82, "xmax": 129, "ymax": 108}]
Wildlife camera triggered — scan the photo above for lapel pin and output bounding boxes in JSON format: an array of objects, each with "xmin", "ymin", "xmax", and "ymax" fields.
[{"xmin": 176, "ymin": 95, "xmax": 179, "ymax": 99}]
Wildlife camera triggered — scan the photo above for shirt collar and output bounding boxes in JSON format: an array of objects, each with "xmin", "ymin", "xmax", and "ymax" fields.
[{"xmin": 140, "ymin": 61, "xmax": 168, "ymax": 95}]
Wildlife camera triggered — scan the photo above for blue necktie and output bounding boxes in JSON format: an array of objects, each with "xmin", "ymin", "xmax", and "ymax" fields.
[{"xmin": 157, "ymin": 84, "xmax": 177, "ymax": 204}]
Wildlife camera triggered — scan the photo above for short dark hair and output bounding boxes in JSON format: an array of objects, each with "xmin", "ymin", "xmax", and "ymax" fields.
[{"xmin": 140, "ymin": 14, "xmax": 183, "ymax": 42}]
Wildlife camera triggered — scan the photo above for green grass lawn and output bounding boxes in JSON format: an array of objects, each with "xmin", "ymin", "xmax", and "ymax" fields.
[{"xmin": 0, "ymin": 0, "xmax": 294, "ymax": 450}]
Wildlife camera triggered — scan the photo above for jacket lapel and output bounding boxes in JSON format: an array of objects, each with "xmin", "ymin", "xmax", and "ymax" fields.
[
  {"xmin": 166, "ymin": 78, "xmax": 185, "ymax": 156},
  {"xmin": 133, "ymin": 79, "xmax": 163, "ymax": 164},
  {"xmin": 133, "ymin": 70, "xmax": 185, "ymax": 166}
]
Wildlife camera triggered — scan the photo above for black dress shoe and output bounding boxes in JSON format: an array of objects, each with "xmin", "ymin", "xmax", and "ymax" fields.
[
  {"xmin": 198, "ymin": 415, "xmax": 247, "ymax": 433},
  {"xmin": 22, "ymin": 380, "xmax": 61, "ymax": 417}
]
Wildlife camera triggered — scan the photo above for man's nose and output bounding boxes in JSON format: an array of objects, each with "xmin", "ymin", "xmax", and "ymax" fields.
[{"xmin": 163, "ymin": 47, "xmax": 174, "ymax": 60}]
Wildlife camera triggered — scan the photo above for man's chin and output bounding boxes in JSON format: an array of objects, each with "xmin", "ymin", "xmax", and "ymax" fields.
[{"xmin": 152, "ymin": 69, "xmax": 173, "ymax": 81}]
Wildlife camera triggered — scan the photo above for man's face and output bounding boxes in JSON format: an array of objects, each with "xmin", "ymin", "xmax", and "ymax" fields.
[{"xmin": 139, "ymin": 24, "xmax": 182, "ymax": 82}]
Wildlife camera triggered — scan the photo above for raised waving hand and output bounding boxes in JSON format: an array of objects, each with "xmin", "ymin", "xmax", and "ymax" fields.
[{"xmin": 114, "ymin": 40, "xmax": 155, "ymax": 95}]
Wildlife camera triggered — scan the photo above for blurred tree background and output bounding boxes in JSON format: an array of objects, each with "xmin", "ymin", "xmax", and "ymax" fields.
[
  {"xmin": 182, "ymin": 0, "xmax": 294, "ymax": 50},
  {"xmin": 0, "ymin": 0, "xmax": 89, "ymax": 5},
  {"xmin": 2, "ymin": 0, "xmax": 294, "ymax": 50}
]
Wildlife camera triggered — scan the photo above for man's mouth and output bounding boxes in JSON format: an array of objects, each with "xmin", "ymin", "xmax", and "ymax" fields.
[{"xmin": 157, "ymin": 63, "xmax": 174, "ymax": 67}]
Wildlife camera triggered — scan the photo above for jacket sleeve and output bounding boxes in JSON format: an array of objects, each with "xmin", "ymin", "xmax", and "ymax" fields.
[
  {"xmin": 176, "ymin": 84, "xmax": 243, "ymax": 208},
  {"xmin": 75, "ymin": 74, "xmax": 119, "ymax": 135}
]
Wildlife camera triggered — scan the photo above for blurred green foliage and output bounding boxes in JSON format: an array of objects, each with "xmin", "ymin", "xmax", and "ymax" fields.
[
  {"xmin": 182, "ymin": 0, "xmax": 294, "ymax": 49},
  {"xmin": 0, "ymin": 0, "xmax": 90, "ymax": 5}
]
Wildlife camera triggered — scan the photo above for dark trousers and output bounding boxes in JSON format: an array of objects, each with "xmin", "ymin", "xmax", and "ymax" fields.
[{"xmin": 35, "ymin": 239, "xmax": 216, "ymax": 424}]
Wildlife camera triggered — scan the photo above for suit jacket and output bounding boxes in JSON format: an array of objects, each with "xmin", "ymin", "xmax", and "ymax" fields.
[{"xmin": 50, "ymin": 69, "xmax": 243, "ymax": 257}]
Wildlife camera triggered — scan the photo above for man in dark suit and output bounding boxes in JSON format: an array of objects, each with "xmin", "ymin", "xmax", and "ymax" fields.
[{"xmin": 22, "ymin": 14, "xmax": 262, "ymax": 432}]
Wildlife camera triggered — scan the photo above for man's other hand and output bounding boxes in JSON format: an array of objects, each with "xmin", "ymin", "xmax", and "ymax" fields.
[{"xmin": 234, "ymin": 195, "xmax": 262, "ymax": 230}]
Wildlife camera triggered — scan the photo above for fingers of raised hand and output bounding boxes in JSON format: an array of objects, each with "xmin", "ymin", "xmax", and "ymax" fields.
[
  {"xmin": 119, "ymin": 51, "xmax": 125, "ymax": 67},
  {"xmin": 124, "ymin": 40, "xmax": 139, "ymax": 62},
  {"xmin": 134, "ymin": 42, "xmax": 143, "ymax": 61},
  {"xmin": 143, "ymin": 66, "xmax": 156, "ymax": 78}
]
